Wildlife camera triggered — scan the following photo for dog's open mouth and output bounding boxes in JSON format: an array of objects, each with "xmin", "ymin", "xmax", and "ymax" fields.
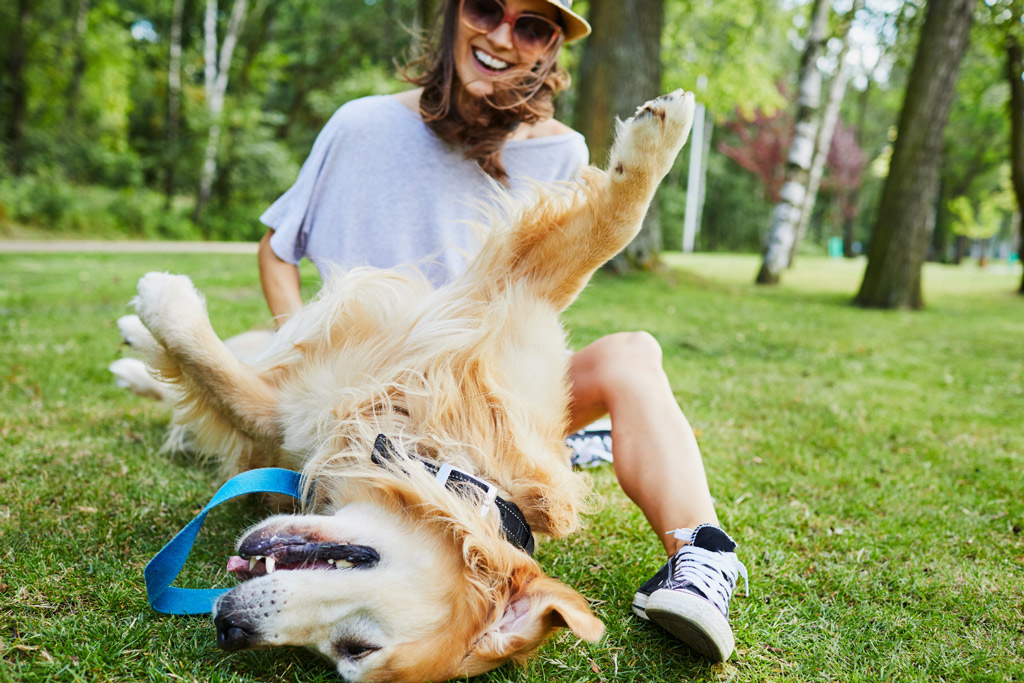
[{"xmin": 227, "ymin": 535, "xmax": 380, "ymax": 581}]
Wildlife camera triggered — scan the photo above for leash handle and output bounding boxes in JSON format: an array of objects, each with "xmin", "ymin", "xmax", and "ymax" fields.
[{"xmin": 144, "ymin": 467, "xmax": 304, "ymax": 615}]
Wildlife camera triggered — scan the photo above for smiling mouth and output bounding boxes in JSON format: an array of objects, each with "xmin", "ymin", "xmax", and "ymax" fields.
[
  {"xmin": 226, "ymin": 534, "xmax": 380, "ymax": 581},
  {"xmin": 473, "ymin": 48, "xmax": 512, "ymax": 72}
]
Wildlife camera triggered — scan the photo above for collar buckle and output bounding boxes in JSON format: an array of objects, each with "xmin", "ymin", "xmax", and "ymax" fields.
[{"xmin": 433, "ymin": 462, "xmax": 500, "ymax": 517}]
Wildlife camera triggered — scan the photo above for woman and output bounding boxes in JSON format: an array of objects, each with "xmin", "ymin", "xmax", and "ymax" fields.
[{"xmin": 257, "ymin": 0, "xmax": 747, "ymax": 663}]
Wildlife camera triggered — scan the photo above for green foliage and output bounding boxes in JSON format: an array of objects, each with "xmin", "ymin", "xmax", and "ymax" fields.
[
  {"xmin": 662, "ymin": 0, "xmax": 795, "ymax": 118},
  {"xmin": 947, "ymin": 166, "xmax": 1018, "ymax": 240},
  {"xmin": 927, "ymin": 8, "xmax": 1017, "ymax": 259},
  {"xmin": 699, "ymin": 146, "xmax": 774, "ymax": 253},
  {"xmin": 0, "ymin": 174, "xmax": 200, "ymax": 239},
  {"xmin": 2, "ymin": 252, "xmax": 1023, "ymax": 681}
]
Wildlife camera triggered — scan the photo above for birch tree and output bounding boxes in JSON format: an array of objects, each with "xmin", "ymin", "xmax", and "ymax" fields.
[
  {"xmin": 854, "ymin": 0, "xmax": 975, "ymax": 310},
  {"xmin": 789, "ymin": 0, "xmax": 865, "ymax": 264},
  {"xmin": 755, "ymin": 0, "xmax": 831, "ymax": 285},
  {"xmin": 194, "ymin": 0, "xmax": 249, "ymax": 222}
]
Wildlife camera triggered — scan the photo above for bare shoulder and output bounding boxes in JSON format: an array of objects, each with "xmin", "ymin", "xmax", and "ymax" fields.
[
  {"xmin": 509, "ymin": 118, "xmax": 578, "ymax": 141},
  {"xmin": 527, "ymin": 118, "xmax": 577, "ymax": 139}
]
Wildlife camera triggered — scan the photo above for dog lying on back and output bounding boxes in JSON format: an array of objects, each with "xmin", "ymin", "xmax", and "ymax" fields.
[{"xmin": 124, "ymin": 91, "xmax": 694, "ymax": 682}]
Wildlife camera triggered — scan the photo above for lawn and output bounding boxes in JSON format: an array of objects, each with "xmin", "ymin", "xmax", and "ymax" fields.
[{"xmin": 2, "ymin": 251, "xmax": 1022, "ymax": 682}]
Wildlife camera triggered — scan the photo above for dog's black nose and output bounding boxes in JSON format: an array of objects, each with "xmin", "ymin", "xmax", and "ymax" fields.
[{"xmin": 215, "ymin": 613, "xmax": 255, "ymax": 651}]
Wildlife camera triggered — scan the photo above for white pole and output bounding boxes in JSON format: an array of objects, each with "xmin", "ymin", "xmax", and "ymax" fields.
[{"xmin": 682, "ymin": 75, "xmax": 708, "ymax": 253}]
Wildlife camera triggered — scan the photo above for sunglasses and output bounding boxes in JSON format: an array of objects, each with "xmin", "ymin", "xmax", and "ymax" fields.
[{"xmin": 459, "ymin": 0, "xmax": 563, "ymax": 54}]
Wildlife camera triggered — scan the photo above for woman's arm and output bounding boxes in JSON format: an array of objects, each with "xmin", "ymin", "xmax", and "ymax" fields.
[{"xmin": 258, "ymin": 229, "xmax": 303, "ymax": 328}]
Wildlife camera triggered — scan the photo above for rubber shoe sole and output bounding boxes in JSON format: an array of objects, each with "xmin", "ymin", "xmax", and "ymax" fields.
[
  {"xmin": 645, "ymin": 588, "xmax": 734, "ymax": 661},
  {"xmin": 632, "ymin": 590, "xmax": 651, "ymax": 621}
]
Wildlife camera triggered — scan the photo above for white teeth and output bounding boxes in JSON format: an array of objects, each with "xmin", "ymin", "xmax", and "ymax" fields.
[
  {"xmin": 335, "ymin": 560, "xmax": 353, "ymax": 569},
  {"xmin": 327, "ymin": 559, "xmax": 335, "ymax": 565},
  {"xmin": 474, "ymin": 49, "xmax": 510, "ymax": 70},
  {"xmin": 265, "ymin": 556, "xmax": 276, "ymax": 574},
  {"xmin": 249, "ymin": 555, "xmax": 263, "ymax": 571}
]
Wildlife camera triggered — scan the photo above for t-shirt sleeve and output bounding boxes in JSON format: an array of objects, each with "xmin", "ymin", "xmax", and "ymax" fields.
[
  {"xmin": 260, "ymin": 107, "xmax": 348, "ymax": 265},
  {"xmin": 571, "ymin": 132, "xmax": 590, "ymax": 170},
  {"xmin": 553, "ymin": 132, "xmax": 590, "ymax": 181}
]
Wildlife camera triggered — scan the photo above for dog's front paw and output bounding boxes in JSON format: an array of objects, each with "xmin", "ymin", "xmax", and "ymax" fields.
[
  {"xmin": 132, "ymin": 272, "xmax": 208, "ymax": 345},
  {"xmin": 608, "ymin": 90, "xmax": 696, "ymax": 183}
]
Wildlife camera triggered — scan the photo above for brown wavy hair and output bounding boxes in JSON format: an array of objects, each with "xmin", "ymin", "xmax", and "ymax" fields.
[{"xmin": 403, "ymin": 0, "xmax": 571, "ymax": 183}]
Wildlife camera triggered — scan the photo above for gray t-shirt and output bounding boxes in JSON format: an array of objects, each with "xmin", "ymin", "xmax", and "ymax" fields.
[{"xmin": 262, "ymin": 95, "xmax": 589, "ymax": 285}]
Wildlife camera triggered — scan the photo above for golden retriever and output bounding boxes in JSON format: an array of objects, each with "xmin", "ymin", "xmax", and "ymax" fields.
[{"xmin": 125, "ymin": 90, "xmax": 695, "ymax": 682}]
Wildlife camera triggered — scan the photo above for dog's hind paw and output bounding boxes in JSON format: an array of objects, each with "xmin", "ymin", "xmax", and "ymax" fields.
[
  {"xmin": 608, "ymin": 90, "xmax": 696, "ymax": 184},
  {"xmin": 109, "ymin": 357, "xmax": 171, "ymax": 401},
  {"xmin": 117, "ymin": 314, "xmax": 159, "ymax": 353},
  {"xmin": 133, "ymin": 272, "xmax": 208, "ymax": 345}
]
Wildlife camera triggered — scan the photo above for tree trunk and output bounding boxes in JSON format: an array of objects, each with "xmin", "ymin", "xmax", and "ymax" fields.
[
  {"xmin": 164, "ymin": 0, "xmax": 185, "ymax": 205},
  {"xmin": 416, "ymin": 0, "xmax": 441, "ymax": 33},
  {"xmin": 575, "ymin": 0, "xmax": 665, "ymax": 272},
  {"xmin": 790, "ymin": 0, "xmax": 863, "ymax": 265},
  {"xmin": 854, "ymin": 0, "xmax": 975, "ymax": 310},
  {"xmin": 756, "ymin": 0, "xmax": 831, "ymax": 284},
  {"xmin": 953, "ymin": 234, "xmax": 968, "ymax": 265},
  {"xmin": 2, "ymin": 0, "xmax": 31, "ymax": 174},
  {"xmin": 194, "ymin": 0, "xmax": 249, "ymax": 223},
  {"xmin": 1007, "ymin": 31, "xmax": 1024, "ymax": 293},
  {"xmin": 63, "ymin": 0, "xmax": 90, "ymax": 126}
]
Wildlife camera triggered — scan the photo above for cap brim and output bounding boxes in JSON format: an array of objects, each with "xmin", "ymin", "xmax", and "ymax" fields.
[
  {"xmin": 546, "ymin": 1, "xmax": 591, "ymax": 42},
  {"xmin": 561, "ymin": 12, "xmax": 591, "ymax": 42}
]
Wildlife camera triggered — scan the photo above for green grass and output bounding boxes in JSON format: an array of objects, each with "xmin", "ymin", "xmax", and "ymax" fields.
[{"xmin": 2, "ymin": 251, "xmax": 1022, "ymax": 682}]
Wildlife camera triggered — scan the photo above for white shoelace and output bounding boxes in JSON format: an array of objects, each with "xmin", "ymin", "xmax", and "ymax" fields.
[
  {"xmin": 666, "ymin": 527, "xmax": 750, "ymax": 616},
  {"xmin": 567, "ymin": 432, "xmax": 613, "ymax": 468}
]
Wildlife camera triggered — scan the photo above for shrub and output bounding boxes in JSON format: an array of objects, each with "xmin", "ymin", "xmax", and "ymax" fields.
[{"xmin": 0, "ymin": 174, "xmax": 199, "ymax": 239}]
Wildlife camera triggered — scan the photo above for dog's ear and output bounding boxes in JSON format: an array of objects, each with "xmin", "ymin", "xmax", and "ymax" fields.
[{"xmin": 461, "ymin": 574, "xmax": 604, "ymax": 675}]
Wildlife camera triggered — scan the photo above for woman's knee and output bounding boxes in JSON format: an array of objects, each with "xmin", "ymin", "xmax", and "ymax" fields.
[
  {"xmin": 582, "ymin": 331, "xmax": 665, "ymax": 385},
  {"xmin": 596, "ymin": 330, "xmax": 662, "ymax": 363}
]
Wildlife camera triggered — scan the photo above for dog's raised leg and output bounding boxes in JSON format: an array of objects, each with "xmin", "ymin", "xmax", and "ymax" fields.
[
  {"xmin": 464, "ymin": 90, "xmax": 695, "ymax": 311},
  {"xmin": 132, "ymin": 272, "xmax": 282, "ymax": 470}
]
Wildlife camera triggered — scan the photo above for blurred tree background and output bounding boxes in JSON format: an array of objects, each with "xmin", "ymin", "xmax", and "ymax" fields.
[{"xmin": 0, "ymin": 0, "xmax": 1020, "ymax": 302}]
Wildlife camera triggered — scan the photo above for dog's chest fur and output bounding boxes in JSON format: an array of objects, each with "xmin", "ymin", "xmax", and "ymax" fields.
[{"xmin": 264, "ymin": 275, "xmax": 575, "ymax": 525}]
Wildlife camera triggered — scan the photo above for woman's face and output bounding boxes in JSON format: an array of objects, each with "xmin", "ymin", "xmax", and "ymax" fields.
[{"xmin": 454, "ymin": 0, "xmax": 562, "ymax": 99}]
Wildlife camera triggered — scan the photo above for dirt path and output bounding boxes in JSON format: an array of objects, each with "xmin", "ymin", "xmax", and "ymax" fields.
[{"xmin": 0, "ymin": 240, "xmax": 257, "ymax": 254}]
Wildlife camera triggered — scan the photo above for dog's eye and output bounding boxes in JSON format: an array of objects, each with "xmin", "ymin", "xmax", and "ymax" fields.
[{"xmin": 338, "ymin": 641, "xmax": 379, "ymax": 659}]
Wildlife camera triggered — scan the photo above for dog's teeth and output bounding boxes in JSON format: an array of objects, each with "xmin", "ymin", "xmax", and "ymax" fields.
[
  {"xmin": 334, "ymin": 560, "xmax": 353, "ymax": 569},
  {"xmin": 327, "ymin": 558, "xmax": 335, "ymax": 565},
  {"xmin": 265, "ymin": 556, "xmax": 276, "ymax": 573},
  {"xmin": 249, "ymin": 557, "xmax": 259, "ymax": 571}
]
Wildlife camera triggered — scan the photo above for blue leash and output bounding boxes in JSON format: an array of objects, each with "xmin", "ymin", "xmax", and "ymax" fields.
[{"xmin": 144, "ymin": 467, "xmax": 304, "ymax": 615}]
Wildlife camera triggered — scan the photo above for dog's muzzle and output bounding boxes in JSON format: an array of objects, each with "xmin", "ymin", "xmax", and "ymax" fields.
[{"xmin": 214, "ymin": 608, "xmax": 260, "ymax": 651}]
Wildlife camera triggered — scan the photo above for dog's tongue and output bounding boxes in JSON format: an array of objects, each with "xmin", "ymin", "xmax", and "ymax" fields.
[{"xmin": 227, "ymin": 555, "xmax": 251, "ymax": 576}]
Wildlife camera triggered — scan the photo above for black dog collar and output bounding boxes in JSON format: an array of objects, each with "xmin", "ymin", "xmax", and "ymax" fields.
[{"xmin": 370, "ymin": 434, "xmax": 535, "ymax": 555}]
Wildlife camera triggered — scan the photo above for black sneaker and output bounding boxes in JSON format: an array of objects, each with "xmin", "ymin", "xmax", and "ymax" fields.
[{"xmin": 632, "ymin": 524, "xmax": 748, "ymax": 661}]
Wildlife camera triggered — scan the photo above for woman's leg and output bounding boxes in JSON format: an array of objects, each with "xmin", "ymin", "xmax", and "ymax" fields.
[{"xmin": 568, "ymin": 331, "xmax": 718, "ymax": 556}]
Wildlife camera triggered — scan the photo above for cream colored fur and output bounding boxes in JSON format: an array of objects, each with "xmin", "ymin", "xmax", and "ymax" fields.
[{"xmin": 129, "ymin": 91, "xmax": 695, "ymax": 683}]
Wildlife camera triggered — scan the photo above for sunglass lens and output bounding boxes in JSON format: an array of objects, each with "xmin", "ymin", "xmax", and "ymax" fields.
[
  {"xmin": 513, "ymin": 16, "xmax": 557, "ymax": 51},
  {"xmin": 462, "ymin": 0, "xmax": 504, "ymax": 31}
]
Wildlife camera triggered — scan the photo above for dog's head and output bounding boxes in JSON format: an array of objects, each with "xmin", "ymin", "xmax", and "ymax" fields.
[{"xmin": 212, "ymin": 498, "xmax": 603, "ymax": 682}]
